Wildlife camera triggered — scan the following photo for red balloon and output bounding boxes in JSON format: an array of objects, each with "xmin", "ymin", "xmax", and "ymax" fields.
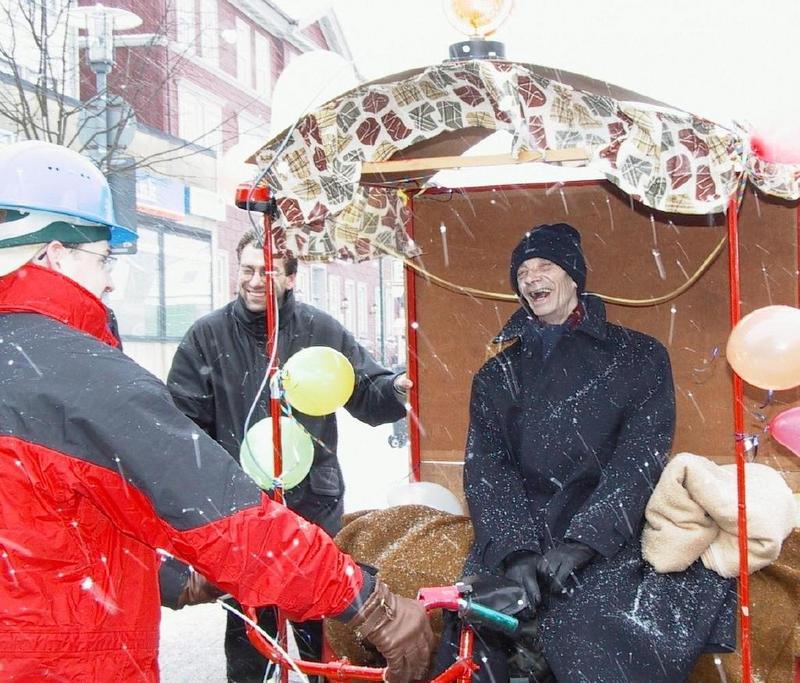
[{"xmin": 770, "ymin": 406, "xmax": 800, "ymax": 458}]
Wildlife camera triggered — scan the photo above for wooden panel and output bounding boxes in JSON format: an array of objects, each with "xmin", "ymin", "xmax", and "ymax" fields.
[{"xmin": 409, "ymin": 182, "xmax": 799, "ymax": 497}]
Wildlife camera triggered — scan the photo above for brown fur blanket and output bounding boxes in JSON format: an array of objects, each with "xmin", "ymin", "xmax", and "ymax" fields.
[
  {"xmin": 326, "ymin": 505, "xmax": 473, "ymax": 666},
  {"xmin": 688, "ymin": 528, "xmax": 800, "ymax": 683},
  {"xmin": 328, "ymin": 505, "xmax": 800, "ymax": 681}
]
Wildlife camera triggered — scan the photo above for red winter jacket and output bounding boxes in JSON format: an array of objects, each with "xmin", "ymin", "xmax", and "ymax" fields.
[{"xmin": 0, "ymin": 265, "xmax": 365, "ymax": 681}]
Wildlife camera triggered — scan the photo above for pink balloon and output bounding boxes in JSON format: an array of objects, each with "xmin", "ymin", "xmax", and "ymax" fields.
[
  {"xmin": 750, "ymin": 123, "xmax": 800, "ymax": 163},
  {"xmin": 770, "ymin": 407, "xmax": 800, "ymax": 458}
]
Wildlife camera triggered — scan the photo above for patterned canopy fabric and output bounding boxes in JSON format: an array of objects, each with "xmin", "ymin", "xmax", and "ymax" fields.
[{"xmin": 254, "ymin": 60, "xmax": 799, "ymax": 262}]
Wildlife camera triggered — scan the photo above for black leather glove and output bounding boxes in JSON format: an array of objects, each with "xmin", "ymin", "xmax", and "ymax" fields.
[
  {"xmin": 541, "ymin": 541, "xmax": 596, "ymax": 595},
  {"xmin": 502, "ymin": 550, "xmax": 545, "ymax": 610},
  {"xmin": 458, "ymin": 574, "xmax": 530, "ymax": 618}
]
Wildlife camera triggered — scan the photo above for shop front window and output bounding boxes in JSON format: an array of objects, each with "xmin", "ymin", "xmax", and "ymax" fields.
[{"xmin": 108, "ymin": 222, "xmax": 213, "ymax": 341}]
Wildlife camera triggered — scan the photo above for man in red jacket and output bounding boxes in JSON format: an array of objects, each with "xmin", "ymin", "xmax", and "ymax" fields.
[{"xmin": 0, "ymin": 140, "xmax": 433, "ymax": 681}]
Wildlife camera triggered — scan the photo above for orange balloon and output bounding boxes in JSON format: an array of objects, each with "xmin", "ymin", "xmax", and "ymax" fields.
[{"xmin": 726, "ymin": 305, "xmax": 800, "ymax": 390}]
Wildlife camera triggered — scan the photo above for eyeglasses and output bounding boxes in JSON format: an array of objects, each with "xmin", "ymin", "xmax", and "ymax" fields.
[
  {"xmin": 239, "ymin": 266, "xmax": 280, "ymax": 280},
  {"xmin": 67, "ymin": 246, "xmax": 117, "ymax": 272}
]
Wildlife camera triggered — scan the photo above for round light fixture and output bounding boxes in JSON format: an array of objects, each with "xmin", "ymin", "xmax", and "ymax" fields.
[{"xmin": 443, "ymin": 0, "xmax": 514, "ymax": 38}]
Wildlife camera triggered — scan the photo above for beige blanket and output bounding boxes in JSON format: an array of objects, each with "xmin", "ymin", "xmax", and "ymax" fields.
[{"xmin": 642, "ymin": 452, "xmax": 796, "ymax": 577}]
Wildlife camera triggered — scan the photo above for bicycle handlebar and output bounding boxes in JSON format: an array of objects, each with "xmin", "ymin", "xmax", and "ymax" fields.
[
  {"xmin": 416, "ymin": 585, "xmax": 520, "ymax": 636},
  {"xmin": 458, "ymin": 598, "xmax": 519, "ymax": 636}
]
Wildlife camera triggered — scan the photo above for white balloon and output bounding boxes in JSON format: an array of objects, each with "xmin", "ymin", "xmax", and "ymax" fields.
[
  {"xmin": 218, "ymin": 140, "xmax": 261, "ymax": 205},
  {"xmin": 269, "ymin": 50, "xmax": 358, "ymax": 137},
  {"xmin": 386, "ymin": 482, "xmax": 465, "ymax": 516}
]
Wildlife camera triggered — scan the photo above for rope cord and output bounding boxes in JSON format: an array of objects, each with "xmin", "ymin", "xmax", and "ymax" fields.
[{"xmin": 375, "ymin": 235, "xmax": 727, "ymax": 308}]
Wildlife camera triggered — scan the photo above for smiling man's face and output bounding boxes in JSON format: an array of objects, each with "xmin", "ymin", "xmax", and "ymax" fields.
[
  {"xmin": 237, "ymin": 244, "xmax": 294, "ymax": 312},
  {"xmin": 516, "ymin": 257, "xmax": 578, "ymax": 325}
]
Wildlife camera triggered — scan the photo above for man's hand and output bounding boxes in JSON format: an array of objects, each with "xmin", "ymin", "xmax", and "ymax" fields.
[
  {"xmin": 393, "ymin": 373, "xmax": 413, "ymax": 394},
  {"xmin": 347, "ymin": 579, "xmax": 433, "ymax": 682},
  {"xmin": 176, "ymin": 570, "xmax": 224, "ymax": 608},
  {"xmin": 541, "ymin": 541, "xmax": 596, "ymax": 595},
  {"xmin": 503, "ymin": 551, "xmax": 546, "ymax": 610}
]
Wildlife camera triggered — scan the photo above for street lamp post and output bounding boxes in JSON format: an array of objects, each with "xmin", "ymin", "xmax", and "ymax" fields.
[
  {"xmin": 86, "ymin": 7, "xmax": 114, "ymax": 162},
  {"xmin": 69, "ymin": 4, "xmax": 144, "ymax": 168}
]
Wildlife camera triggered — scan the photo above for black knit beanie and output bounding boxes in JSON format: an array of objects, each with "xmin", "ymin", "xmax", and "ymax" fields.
[{"xmin": 509, "ymin": 223, "xmax": 586, "ymax": 295}]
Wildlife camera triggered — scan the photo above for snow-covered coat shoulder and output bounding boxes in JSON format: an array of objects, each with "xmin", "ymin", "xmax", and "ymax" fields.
[
  {"xmin": 464, "ymin": 294, "xmax": 675, "ymax": 570},
  {"xmin": 462, "ymin": 294, "xmax": 736, "ymax": 682}
]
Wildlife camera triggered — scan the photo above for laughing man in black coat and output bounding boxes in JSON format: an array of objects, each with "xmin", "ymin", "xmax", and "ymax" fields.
[{"xmin": 437, "ymin": 223, "xmax": 736, "ymax": 682}]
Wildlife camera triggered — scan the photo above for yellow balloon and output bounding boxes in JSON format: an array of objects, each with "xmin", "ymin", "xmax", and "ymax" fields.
[
  {"xmin": 726, "ymin": 305, "xmax": 800, "ymax": 390},
  {"xmin": 281, "ymin": 346, "xmax": 355, "ymax": 416}
]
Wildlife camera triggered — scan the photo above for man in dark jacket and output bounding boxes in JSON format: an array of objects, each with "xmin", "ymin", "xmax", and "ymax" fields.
[
  {"xmin": 167, "ymin": 229, "xmax": 410, "ymax": 682},
  {"xmin": 0, "ymin": 140, "xmax": 433, "ymax": 682},
  {"xmin": 437, "ymin": 223, "xmax": 736, "ymax": 682}
]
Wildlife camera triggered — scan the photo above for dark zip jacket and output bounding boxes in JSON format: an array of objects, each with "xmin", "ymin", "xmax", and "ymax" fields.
[{"xmin": 167, "ymin": 289, "xmax": 405, "ymax": 534}]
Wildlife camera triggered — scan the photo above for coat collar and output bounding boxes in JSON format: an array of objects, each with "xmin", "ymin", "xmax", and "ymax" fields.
[
  {"xmin": 232, "ymin": 288, "xmax": 295, "ymax": 337},
  {"xmin": 0, "ymin": 264, "xmax": 119, "ymax": 347},
  {"xmin": 494, "ymin": 293, "xmax": 608, "ymax": 344}
]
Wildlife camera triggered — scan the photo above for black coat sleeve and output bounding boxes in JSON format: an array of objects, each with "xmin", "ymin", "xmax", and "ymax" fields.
[
  {"xmin": 565, "ymin": 342, "xmax": 675, "ymax": 558},
  {"xmin": 159, "ymin": 555, "xmax": 192, "ymax": 609},
  {"xmin": 464, "ymin": 369, "xmax": 542, "ymax": 570},
  {"xmin": 166, "ymin": 324, "xmax": 217, "ymax": 440},
  {"xmin": 336, "ymin": 322, "xmax": 406, "ymax": 426}
]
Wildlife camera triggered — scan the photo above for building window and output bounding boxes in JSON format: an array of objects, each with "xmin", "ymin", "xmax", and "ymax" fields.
[
  {"xmin": 310, "ymin": 265, "xmax": 327, "ymax": 309},
  {"xmin": 237, "ymin": 112, "xmax": 268, "ymax": 153},
  {"xmin": 175, "ymin": 0, "xmax": 196, "ymax": 54},
  {"xmin": 373, "ymin": 284, "xmax": 381, "ymax": 332},
  {"xmin": 294, "ymin": 265, "xmax": 308, "ymax": 302},
  {"xmin": 235, "ymin": 17, "xmax": 252, "ymax": 87},
  {"xmin": 164, "ymin": 230, "xmax": 213, "ymax": 337},
  {"xmin": 108, "ymin": 223, "xmax": 213, "ymax": 341},
  {"xmin": 357, "ymin": 281, "xmax": 368, "ymax": 337},
  {"xmin": 254, "ymin": 32, "xmax": 271, "ymax": 97},
  {"xmin": 108, "ymin": 227, "xmax": 161, "ymax": 338},
  {"xmin": 213, "ymin": 249, "xmax": 230, "ymax": 307},
  {"xmin": 328, "ymin": 274, "xmax": 342, "ymax": 323},
  {"xmin": 177, "ymin": 81, "xmax": 222, "ymax": 150},
  {"xmin": 391, "ymin": 258, "xmax": 404, "ymax": 281},
  {"xmin": 0, "ymin": 128, "xmax": 16, "ymax": 146},
  {"xmin": 344, "ymin": 278, "xmax": 355, "ymax": 332},
  {"xmin": 199, "ymin": 0, "xmax": 219, "ymax": 66}
]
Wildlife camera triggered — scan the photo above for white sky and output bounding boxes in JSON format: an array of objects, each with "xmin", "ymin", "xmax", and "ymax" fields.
[{"xmin": 278, "ymin": 0, "xmax": 800, "ymax": 133}]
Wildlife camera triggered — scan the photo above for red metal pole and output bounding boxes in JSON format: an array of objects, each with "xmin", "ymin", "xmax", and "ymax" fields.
[
  {"xmin": 405, "ymin": 198, "xmax": 421, "ymax": 482},
  {"xmin": 727, "ymin": 196, "xmax": 751, "ymax": 683},
  {"xmin": 261, "ymin": 210, "xmax": 288, "ymax": 683},
  {"xmin": 455, "ymin": 625, "xmax": 475, "ymax": 683},
  {"xmin": 262, "ymin": 212, "xmax": 284, "ymax": 505},
  {"xmin": 796, "ymin": 202, "xmax": 800, "ymax": 307},
  {"xmin": 244, "ymin": 607, "xmax": 385, "ymax": 680}
]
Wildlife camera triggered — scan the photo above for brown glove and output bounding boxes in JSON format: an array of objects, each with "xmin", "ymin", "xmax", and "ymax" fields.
[
  {"xmin": 176, "ymin": 570, "xmax": 224, "ymax": 609},
  {"xmin": 347, "ymin": 578, "xmax": 434, "ymax": 682}
]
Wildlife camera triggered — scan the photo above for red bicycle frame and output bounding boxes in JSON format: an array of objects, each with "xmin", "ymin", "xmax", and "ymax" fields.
[{"xmin": 242, "ymin": 585, "xmax": 518, "ymax": 682}]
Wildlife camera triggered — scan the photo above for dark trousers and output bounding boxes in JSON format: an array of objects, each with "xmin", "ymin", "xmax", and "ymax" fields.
[{"xmin": 224, "ymin": 599, "xmax": 323, "ymax": 683}]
